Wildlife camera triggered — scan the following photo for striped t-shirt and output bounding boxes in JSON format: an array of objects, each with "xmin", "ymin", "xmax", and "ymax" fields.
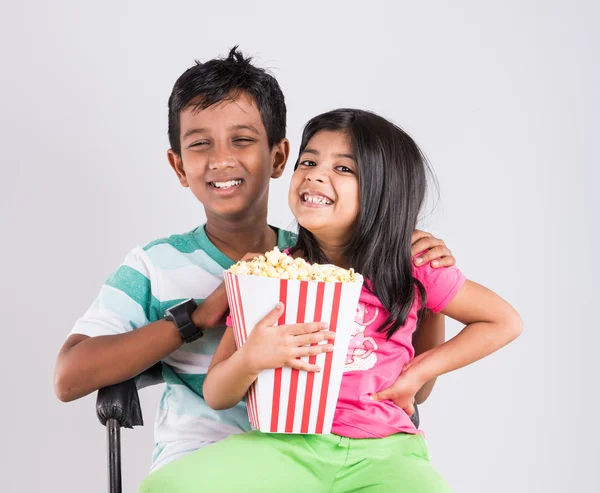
[{"xmin": 70, "ymin": 224, "xmax": 297, "ymax": 472}]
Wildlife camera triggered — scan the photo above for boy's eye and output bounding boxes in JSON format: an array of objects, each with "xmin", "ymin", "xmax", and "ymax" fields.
[
  {"xmin": 299, "ymin": 160, "xmax": 316, "ymax": 167},
  {"xmin": 233, "ymin": 138, "xmax": 255, "ymax": 146},
  {"xmin": 189, "ymin": 141, "xmax": 209, "ymax": 148}
]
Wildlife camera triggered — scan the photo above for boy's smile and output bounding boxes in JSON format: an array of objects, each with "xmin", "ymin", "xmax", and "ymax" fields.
[{"xmin": 168, "ymin": 93, "xmax": 288, "ymax": 220}]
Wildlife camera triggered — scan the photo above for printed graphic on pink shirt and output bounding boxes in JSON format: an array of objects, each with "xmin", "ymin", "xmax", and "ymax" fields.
[{"xmin": 345, "ymin": 302, "xmax": 379, "ymax": 372}]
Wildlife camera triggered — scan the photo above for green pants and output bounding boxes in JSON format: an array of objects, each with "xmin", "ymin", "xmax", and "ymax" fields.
[{"xmin": 139, "ymin": 431, "xmax": 452, "ymax": 493}]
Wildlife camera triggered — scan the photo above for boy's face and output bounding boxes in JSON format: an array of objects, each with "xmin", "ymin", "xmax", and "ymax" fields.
[{"xmin": 168, "ymin": 93, "xmax": 289, "ymax": 221}]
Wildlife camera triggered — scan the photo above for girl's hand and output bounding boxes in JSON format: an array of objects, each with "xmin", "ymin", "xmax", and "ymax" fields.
[
  {"xmin": 411, "ymin": 230, "xmax": 455, "ymax": 268},
  {"xmin": 240, "ymin": 303, "xmax": 335, "ymax": 374},
  {"xmin": 370, "ymin": 359, "xmax": 427, "ymax": 416}
]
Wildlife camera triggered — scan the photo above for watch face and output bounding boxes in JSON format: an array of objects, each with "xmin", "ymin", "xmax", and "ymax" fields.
[{"xmin": 166, "ymin": 298, "xmax": 195, "ymax": 316}]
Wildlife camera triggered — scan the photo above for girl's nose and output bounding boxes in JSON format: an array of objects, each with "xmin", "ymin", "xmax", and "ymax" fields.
[{"xmin": 305, "ymin": 169, "xmax": 326, "ymax": 183}]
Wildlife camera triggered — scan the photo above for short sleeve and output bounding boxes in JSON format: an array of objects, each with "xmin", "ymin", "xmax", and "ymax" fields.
[
  {"xmin": 413, "ymin": 261, "xmax": 467, "ymax": 313},
  {"xmin": 69, "ymin": 247, "xmax": 162, "ymax": 338}
]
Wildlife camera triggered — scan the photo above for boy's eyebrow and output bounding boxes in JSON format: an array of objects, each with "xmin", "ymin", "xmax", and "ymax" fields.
[
  {"xmin": 231, "ymin": 124, "xmax": 260, "ymax": 134},
  {"xmin": 182, "ymin": 128, "xmax": 207, "ymax": 139},
  {"xmin": 303, "ymin": 148, "xmax": 355, "ymax": 161},
  {"xmin": 182, "ymin": 124, "xmax": 259, "ymax": 140}
]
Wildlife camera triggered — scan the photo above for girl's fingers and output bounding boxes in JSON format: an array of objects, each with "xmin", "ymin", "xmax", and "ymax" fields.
[
  {"xmin": 294, "ymin": 331, "xmax": 336, "ymax": 346},
  {"xmin": 256, "ymin": 302, "xmax": 284, "ymax": 328},
  {"xmin": 404, "ymin": 402, "xmax": 415, "ymax": 416},
  {"xmin": 288, "ymin": 360, "xmax": 322, "ymax": 372},
  {"xmin": 293, "ymin": 344, "xmax": 334, "ymax": 358},
  {"xmin": 286, "ymin": 321, "xmax": 329, "ymax": 335}
]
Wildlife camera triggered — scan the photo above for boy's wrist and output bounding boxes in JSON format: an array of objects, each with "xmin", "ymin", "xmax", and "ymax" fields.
[{"xmin": 191, "ymin": 306, "xmax": 207, "ymax": 329}]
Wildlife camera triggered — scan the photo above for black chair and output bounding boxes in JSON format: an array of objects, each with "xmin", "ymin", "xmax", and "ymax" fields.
[{"xmin": 96, "ymin": 365, "xmax": 420, "ymax": 493}]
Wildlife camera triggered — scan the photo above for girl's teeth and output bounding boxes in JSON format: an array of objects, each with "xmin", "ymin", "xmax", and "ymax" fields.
[
  {"xmin": 303, "ymin": 194, "xmax": 332, "ymax": 205},
  {"xmin": 212, "ymin": 180, "xmax": 242, "ymax": 189}
]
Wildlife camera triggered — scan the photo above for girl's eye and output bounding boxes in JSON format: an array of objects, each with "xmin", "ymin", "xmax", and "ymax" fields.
[
  {"xmin": 299, "ymin": 160, "xmax": 316, "ymax": 167},
  {"xmin": 336, "ymin": 165, "xmax": 354, "ymax": 173}
]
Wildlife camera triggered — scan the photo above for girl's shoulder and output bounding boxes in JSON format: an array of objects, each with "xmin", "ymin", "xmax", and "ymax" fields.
[{"xmin": 413, "ymin": 261, "xmax": 466, "ymax": 312}]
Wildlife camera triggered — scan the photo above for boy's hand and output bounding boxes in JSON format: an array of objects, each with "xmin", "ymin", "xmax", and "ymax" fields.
[
  {"xmin": 411, "ymin": 230, "xmax": 456, "ymax": 268},
  {"xmin": 192, "ymin": 283, "xmax": 229, "ymax": 329},
  {"xmin": 370, "ymin": 359, "xmax": 426, "ymax": 416},
  {"xmin": 241, "ymin": 303, "xmax": 335, "ymax": 374}
]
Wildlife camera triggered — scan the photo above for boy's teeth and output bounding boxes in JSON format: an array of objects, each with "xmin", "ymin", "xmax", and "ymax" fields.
[
  {"xmin": 303, "ymin": 193, "xmax": 332, "ymax": 205},
  {"xmin": 212, "ymin": 179, "xmax": 242, "ymax": 189}
]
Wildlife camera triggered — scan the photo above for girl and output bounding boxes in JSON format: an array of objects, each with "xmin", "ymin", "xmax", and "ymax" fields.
[{"xmin": 141, "ymin": 109, "xmax": 522, "ymax": 493}]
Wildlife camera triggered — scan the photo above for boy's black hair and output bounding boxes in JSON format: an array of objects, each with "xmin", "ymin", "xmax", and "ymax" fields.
[
  {"xmin": 294, "ymin": 109, "xmax": 430, "ymax": 339},
  {"xmin": 168, "ymin": 46, "xmax": 287, "ymax": 154}
]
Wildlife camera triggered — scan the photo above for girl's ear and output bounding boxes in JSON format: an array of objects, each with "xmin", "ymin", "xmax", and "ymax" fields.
[
  {"xmin": 270, "ymin": 139, "xmax": 290, "ymax": 179},
  {"xmin": 168, "ymin": 149, "xmax": 189, "ymax": 187}
]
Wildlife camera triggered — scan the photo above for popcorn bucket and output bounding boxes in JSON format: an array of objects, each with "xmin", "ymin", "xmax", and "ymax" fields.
[{"xmin": 223, "ymin": 271, "xmax": 363, "ymax": 434}]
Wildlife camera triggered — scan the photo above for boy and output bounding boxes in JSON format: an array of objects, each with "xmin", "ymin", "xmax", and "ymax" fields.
[{"xmin": 54, "ymin": 47, "xmax": 454, "ymax": 474}]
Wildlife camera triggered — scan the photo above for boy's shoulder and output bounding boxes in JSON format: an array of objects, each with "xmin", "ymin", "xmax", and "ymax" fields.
[
  {"xmin": 277, "ymin": 227, "xmax": 298, "ymax": 249},
  {"xmin": 142, "ymin": 226, "xmax": 203, "ymax": 255},
  {"xmin": 134, "ymin": 224, "xmax": 297, "ymax": 273}
]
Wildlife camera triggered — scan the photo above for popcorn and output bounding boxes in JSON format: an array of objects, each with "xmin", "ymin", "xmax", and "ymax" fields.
[{"xmin": 228, "ymin": 247, "xmax": 362, "ymax": 283}]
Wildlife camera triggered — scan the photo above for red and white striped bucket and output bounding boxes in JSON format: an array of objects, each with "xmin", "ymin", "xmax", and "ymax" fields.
[{"xmin": 223, "ymin": 271, "xmax": 363, "ymax": 434}]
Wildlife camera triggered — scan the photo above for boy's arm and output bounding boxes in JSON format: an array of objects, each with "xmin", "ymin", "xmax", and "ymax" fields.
[
  {"xmin": 412, "ymin": 311, "xmax": 445, "ymax": 404},
  {"xmin": 54, "ymin": 244, "xmax": 229, "ymax": 402},
  {"xmin": 54, "ymin": 285, "xmax": 227, "ymax": 402},
  {"xmin": 55, "ymin": 322, "xmax": 181, "ymax": 402}
]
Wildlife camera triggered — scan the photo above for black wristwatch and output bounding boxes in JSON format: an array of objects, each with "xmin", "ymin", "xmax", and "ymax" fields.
[{"xmin": 164, "ymin": 298, "xmax": 203, "ymax": 343}]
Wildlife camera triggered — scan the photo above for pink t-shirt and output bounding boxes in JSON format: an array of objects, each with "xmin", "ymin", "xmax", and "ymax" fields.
[{"xmin": 331, "ymin": 262, "xmax": 466, "ymax": 438}]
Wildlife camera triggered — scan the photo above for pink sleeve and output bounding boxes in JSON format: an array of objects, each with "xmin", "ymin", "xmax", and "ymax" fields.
[
  {"xmin": 226, "ymin": 314, "xmax": 233, "ymax": 327},
  {"xmin": 413, "ymin": 262, "xmax": 466, "ymax": 313}
]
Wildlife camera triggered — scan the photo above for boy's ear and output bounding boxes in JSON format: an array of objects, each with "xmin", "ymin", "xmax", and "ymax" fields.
[
  {"xmin": 270, "ymin": 138, "xmax": 290, "ymax": 179},
  {"xmin": 168, "ymin": 149, "xmax": 189, "ymax": 187}
]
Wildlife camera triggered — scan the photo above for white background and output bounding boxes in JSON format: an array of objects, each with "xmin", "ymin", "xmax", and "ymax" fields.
[{"xmin": 0, "ymin": 1, "xmax": 598, "ymax": 491}]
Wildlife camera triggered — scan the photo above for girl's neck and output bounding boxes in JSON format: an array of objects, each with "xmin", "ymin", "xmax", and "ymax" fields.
[{"xmin": 316, "ymin": 237, "xmax": 348, "ymax": 269}]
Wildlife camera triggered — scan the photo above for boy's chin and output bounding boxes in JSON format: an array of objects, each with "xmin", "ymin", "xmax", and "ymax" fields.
[{"xmin": 203, "ymin": 200, "xmax": 259, "ymax": 221}]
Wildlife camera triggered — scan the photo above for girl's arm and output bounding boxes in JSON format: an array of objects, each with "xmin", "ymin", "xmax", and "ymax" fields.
[
  {"xmin": 372, "ymin": 280, "xmax": 522, "ymax": 414},
  {"xmin": 412, "ymin": 311, "xmax": 445, "ymax": 404},
  {"xmin": 203, "ymin": 303, "xmax": 335, "ymax": 410},
  {"xmin": 415, "ymin": 280, "xmax": 522, "ymax": 379}
]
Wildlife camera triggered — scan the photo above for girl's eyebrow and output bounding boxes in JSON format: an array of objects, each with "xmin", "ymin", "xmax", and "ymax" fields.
[{"xmin": 302, "ymin": 148, "xmax": 356, "ymax": 161}]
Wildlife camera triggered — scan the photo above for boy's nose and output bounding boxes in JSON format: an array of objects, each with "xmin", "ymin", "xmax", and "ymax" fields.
[{"xmin": 209, "ymin": 148, "xmax": 235, "ymax": 170}]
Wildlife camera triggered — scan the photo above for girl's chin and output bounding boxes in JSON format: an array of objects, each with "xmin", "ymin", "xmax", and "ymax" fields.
[{"xmin": 297, "ymin": 219, "xmax": 333, "ymax": 234}]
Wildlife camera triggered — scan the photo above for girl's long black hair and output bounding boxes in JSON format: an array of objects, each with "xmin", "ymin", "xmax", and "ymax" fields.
[{"xmin": 294, "ymin": 109, "xmax": 430, "ymax": 339}]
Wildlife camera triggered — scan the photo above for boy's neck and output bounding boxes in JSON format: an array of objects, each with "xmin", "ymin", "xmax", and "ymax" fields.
[{"xmin": 204, "ymin": 215, "xmax": 278, "ymax": 262}]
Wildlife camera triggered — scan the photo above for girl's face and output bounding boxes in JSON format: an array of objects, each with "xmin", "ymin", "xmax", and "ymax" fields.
[{"xmin": 288, "ymin": 130, "xmax": 360, "ymax": 245}]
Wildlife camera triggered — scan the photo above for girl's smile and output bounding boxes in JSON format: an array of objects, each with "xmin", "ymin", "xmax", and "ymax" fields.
[{"xmin": 289, "ymin": 130, "xmax": 359, "ymax": 244}]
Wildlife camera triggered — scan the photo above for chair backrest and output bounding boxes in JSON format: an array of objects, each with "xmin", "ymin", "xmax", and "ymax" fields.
[{"xmin": 135, "ymin": 362, "xmax": 164, "ymax": 390}]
